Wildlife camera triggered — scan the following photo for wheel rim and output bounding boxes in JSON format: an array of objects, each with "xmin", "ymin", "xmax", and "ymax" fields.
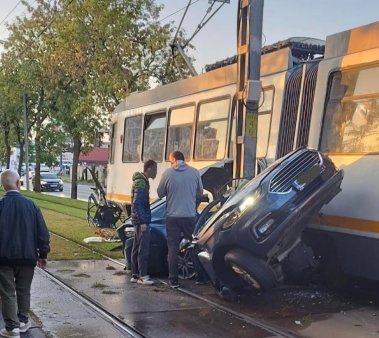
[
  {"xmin": 178, "ymin": 250, "xmax": 196, "ymax": 280},
  {"xmin": 231, "ymin": 264, "xmax": 262, "ymax": 290}
]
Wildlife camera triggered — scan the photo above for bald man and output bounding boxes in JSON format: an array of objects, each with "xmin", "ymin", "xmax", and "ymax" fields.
[{"xmin": 0, "ymin": 170, "xmax": 50, "ymax": 338}]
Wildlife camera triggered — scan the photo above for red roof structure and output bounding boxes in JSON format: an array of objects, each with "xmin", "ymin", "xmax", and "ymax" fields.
[{"xmin": 79, "ymin": 147, "xmax": 109, "ymax": 165}]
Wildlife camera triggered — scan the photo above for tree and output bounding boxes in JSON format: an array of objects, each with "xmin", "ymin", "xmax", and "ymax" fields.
[
  {"xmin": 46, "ymin": 0, "xmax": 193, "ymax": 198},
  {"xmin": 0, "ymin": 0, "xmax": 193, "ymax": 198}
]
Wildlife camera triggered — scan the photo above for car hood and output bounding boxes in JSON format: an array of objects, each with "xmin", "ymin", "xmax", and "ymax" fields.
[{"xmin": 196, "ymin": 147, "xmax": 340, "ymax": 244}]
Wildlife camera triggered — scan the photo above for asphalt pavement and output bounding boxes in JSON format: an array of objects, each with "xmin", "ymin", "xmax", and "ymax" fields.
[{"xmin": 22, "ymin": 180, "xmax": 94, "ymax": 201}]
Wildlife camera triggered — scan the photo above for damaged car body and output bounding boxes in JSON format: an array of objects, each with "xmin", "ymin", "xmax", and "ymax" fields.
[
  {"xmin": 195, "ymin": 147, "xmax": 344, "ymax": 291},
  {"xmin": 118, "ymin": 147, "xmax": 343, "ymax": 292}
]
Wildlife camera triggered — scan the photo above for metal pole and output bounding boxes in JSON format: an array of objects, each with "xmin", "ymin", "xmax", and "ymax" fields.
[
  {"xmin": 23, "ymin": 93, "xmax": 30, "ymax": 190},
  {"xmin": 243, "ymin": 0, "xmax": 264, "ymax": 179}
]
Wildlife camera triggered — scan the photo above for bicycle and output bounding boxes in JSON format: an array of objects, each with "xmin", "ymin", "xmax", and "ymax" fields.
[{"xmin": 85, "ymin": 167, "xmax": 126, "ymax": 239}]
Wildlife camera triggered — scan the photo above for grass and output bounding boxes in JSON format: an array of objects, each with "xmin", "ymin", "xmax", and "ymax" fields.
[
  {"xmin": 49, "ymin": 235, "xmax": 103, "ymax": 260},
  {"xmin": 0, "ymin": 188, "xmax": 124, "ymax": 260}
]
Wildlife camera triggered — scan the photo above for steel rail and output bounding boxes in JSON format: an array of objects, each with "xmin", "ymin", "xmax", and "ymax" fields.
[
  {"xmin": 36, "ymin": 267, "xmax": 146, "ymax": 338},
  {"xmin": 49, "ymin": 232, "xmax": 298, "ymax": 338}
]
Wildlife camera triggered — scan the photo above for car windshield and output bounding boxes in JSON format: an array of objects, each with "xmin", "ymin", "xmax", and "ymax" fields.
[{"xmin": 41, "ymin": 173, "xmax": 58, "ymax": 179}]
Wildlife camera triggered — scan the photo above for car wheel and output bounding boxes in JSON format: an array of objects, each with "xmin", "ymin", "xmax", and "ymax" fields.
[
  {"xmin": 59, "ymin": 187, "xmax": 63, "ymax": 191},
  {"xmin": 224, "ymin": 249, "xmax": 277, "ymax": 291},
  {"xmin": 178, "ymin": 249, "xmax": 196, "ymax": 280}
]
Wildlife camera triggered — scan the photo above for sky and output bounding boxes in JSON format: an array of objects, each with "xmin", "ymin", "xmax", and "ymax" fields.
[{"xmin": 1, "ymin": 0, "xmax": 379, "ymax": 72}]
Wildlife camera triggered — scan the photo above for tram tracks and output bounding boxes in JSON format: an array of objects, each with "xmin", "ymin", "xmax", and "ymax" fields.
[
  {"xmin": 38, "ymin": 268, "xmax": 146, "ymax": 338},
  {"xmin": 47, "ymin": 232, "xmax": 298, "ymax": 338}
]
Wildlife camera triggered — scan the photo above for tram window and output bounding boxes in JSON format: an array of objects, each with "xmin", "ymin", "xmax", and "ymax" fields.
[
  {"xmin": 143, "ymin": 113, "xmax": 166, "ymax": 162},
  {"xmin": 228, "ymin": 88, "xmax": 274, "ymax": 159},
  {"xmin": 195, "ymin": 98, "xmax": 230, "ymax": 160},
  {"xmin": 257, "ymin": 88, "xmax": 274, "ymax": 157},
  {"xmin": 109, "ymin": 123, "xmax": 117, "ymax": 164},
  {"xmin": 257, "ymin": 113, "xmax": 272, "ymax": 157},
  {"xmin": 122, "ymin": 116, "xmax": 142, "ymax": 162},
  {"xmin": 258, "ymin": 88, "xmax": 274, "ymax": 113},
  {"xmin": 166, "ymin": 105, "xmax": 195, "ymax": 160},
  {"xmin": 321, "ymin": 68, "xmax": 379, "ymax": 153}
]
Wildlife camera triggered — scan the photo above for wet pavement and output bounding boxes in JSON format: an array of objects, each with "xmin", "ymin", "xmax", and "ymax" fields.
[
  {"xmin": 1, "ymin": 259, "xmax": 378, "ymax": 337},
  {"xmin": 46, "ymin": 260, "xmax": 286, "ymax": 338}
]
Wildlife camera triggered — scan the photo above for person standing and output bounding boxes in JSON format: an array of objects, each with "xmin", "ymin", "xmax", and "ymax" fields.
[
  {"xmin": 157, "ymin": 151, "xmax": 203, "ymax": 288},
  {"xmin": 0, "ymin": 170, "xmax": 50, "ymax": 338},
  {"xmin": 130, "ymin": 160, "xmax": 157, "ymax": 285}
]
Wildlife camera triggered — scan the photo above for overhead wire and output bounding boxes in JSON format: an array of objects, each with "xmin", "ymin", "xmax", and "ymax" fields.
[
  {"xmin": 183, "ymin": 0, "xmax": 227, "ymax": 48},
  {"xmin": 158, "ymin": 0, "xmax": 201, "ymax": 23},
  {"xmin": 0, "ymin": 1, "xmax": 22, "ymax": 27},
  {"xmin": 18, "ymin": 0, "xmax": 74, "ymax": 57},
  {"xmin": 172, "ymin": 0, "xmax": 192, "ymax": 46}
]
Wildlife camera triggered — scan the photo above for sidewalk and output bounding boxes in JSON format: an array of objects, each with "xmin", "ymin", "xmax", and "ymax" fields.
[{"xmin": 1, "ymin": 268, "xmax": 129, "ymax": 338}]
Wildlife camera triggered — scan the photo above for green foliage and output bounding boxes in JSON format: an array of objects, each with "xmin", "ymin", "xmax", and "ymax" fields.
[{"xmin": 0, "ymin": 0, "xmax": 194, "ymax": 197}]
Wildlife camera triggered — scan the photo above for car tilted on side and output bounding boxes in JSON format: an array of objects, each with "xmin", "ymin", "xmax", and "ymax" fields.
[
  {"xmin": 118, "ymin": 148, "xmax": 343, "ymax": 292},
  {"xmin": 195, "ymin": 147, "xmax": 343, "ymax": 291}
]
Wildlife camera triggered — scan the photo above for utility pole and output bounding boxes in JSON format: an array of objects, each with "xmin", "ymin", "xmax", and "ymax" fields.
[
  {"xmin": 23, "ymin": 93, "xmax": 30, "ymax": 191},
  {"xmin": 235, "ymin": 0, "xmax": 264, "ymax": 179}
]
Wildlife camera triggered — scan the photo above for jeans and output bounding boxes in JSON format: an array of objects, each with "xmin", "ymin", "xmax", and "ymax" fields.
[
  {"xmin": 166, "ymin": 216, "xmax": 196, "ymax": 281},
  {"xmin": 131, "ymin": 224, "xmax": 151, "ymax": 277},
  {"xmin": 0, "ymin": 265, "xmax": 34, "ymax": 330}
]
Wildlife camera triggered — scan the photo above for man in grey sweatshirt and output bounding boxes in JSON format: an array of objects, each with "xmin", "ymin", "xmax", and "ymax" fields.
[{"xmin": 157, "ymin": 151, "xmax": 203, "ymax": 288}]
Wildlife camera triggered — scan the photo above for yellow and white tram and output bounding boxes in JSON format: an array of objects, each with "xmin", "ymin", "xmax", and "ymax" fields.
[{"xmin": 107, "ymin": 21, "xmax": 379, "ymax": 282}]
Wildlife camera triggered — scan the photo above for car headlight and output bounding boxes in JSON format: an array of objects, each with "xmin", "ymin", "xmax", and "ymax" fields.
[
  {"xmin": 221, "ymin": 192, "xmax": 260, "ymax": 231},
  {"xmin": 59, "ymin": 180, "xmax": 63, "ymax": 184},
  {"xmin": 41, "ymin": 180, "xmax": 47, "ymax": 185},
  {"xmin": 220, "ymin": 209, "xmax": 241, "ymax": 230}
]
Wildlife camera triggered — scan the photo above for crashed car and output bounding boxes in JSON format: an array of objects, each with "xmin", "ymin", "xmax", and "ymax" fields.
[
  {"xmin": 119, "ymin": 199, "xmax": 168, "ymax": 276},
  {"xmin": 118, "ymin": 197, "xmax": 209, "ymax": 279},
  {"xmin": 195, "ymin": 147, "xmax": 343, "ymax": 291},
  {"xmin": 118, "ymin": 147, "xmax": 343, "ymax": 290}
]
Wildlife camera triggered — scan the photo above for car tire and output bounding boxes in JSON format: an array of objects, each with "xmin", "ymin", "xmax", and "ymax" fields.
[
  {"xmin": 59, "ymin": 187, "xmax": 63, "ymax": 192},
  {"xmin": 224, "ymin": 249, "xmax": 277, "ymax": 291},
  {"xmin": 178, "ymin": 249, "xmax": 196, "ymax": 280}
]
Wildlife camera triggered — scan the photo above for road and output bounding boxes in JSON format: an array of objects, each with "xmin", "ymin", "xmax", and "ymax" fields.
[{"xmin": 22, "ymin": 180, "xmax": 94, "ymax": 201}]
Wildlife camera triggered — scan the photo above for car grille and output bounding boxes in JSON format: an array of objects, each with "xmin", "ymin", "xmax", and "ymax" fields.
[{"xmin": 269, "ymin": 151, "xmax": 321, "ymax": 193}]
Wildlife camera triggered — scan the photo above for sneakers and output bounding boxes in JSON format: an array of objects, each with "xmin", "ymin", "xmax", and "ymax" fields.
[
  {"xmin": 168, "ymin": 279, "xmax": 180, "ymax": 289},
  {"xmin": 0, "ymin": 328, "xmax": 20, "ymax": 338},
  {"xmin": 130, "ymin": 275, "xmax": 139, "ymax": 283},
  {"xmin": 137, "ymin": 276, "xmax": 154, "ymax": 285},
  {"xmin": 19, "ymin": 320, "xmax": 31, "ymax": 333}
]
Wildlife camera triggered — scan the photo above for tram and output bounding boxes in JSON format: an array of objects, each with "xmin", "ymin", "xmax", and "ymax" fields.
[{"xmin": 107, "ymin": 21, "xmax": 379, "ymax": 282}]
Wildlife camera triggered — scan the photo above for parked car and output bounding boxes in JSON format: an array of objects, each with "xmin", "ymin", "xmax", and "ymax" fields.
[
  {"xmin": 32, "ymin": 172, "xmax": 64, "ymax": 192},
  {"xmin": 195, "ymin": 147, "xmax": 343, "ymax": 291}
]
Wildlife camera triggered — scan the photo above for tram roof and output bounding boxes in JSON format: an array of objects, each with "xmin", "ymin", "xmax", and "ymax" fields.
[
  {"xmin": 325, "ymin": 20, "xmax": 379, "ymax": 59},
  {"xmin": 114, "ymin": 46, "xmax": 298, "ymax": 113}
]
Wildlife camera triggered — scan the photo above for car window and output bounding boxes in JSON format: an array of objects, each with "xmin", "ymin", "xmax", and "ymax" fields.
[
  {"xmin": 150, "ymin": 199, "xmax": 166, "ymax": 221},
  {"xmin": 41, "ymin": 173, "xmax": 58, "ymax": 179}
]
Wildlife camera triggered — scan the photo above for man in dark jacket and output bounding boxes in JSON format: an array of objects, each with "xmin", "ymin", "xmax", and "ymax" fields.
[
  {"xmin": 0, "ymin": 170, "xmax": 50, "ymax": 338},
  {"xmin": 130, "ymin": 160, "xmax": 157, "ymax": 285}
]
